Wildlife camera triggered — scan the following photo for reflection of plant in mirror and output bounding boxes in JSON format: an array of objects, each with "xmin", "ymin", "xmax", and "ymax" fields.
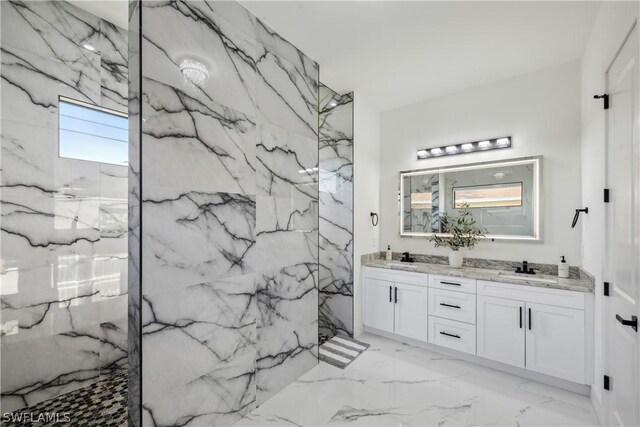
[{"xmin": 429, "ymin": 204, "xmax": 487, "ymax": 250}]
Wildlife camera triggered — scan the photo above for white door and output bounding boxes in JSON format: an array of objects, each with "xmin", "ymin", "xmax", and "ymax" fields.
[
  {"xmin": 606, "ymin": 24, "xmax": 640, "ymax": 427},
  {"xmin": 363, "ymin": 278, "xmax": 394, "ymax": 333},
  {"xmin": 393, "ymin": 282, "xmax": 428, "ymax": 341},
  {"xmin": 477, "ymin": 295, "xmax": 525, "ymax": 368},
  {"xmin": 525, "ymin": 302, "xmax": 586, "ymax": 383}
]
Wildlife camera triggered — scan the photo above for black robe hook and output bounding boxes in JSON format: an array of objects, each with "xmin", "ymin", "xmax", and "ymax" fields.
[{"xmin": 571, "ymin": 208, "xmax": 588, "ymax": 228}]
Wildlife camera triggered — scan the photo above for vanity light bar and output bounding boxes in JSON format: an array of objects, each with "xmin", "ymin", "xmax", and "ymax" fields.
[{"xmin": 417, "ymin": 137, "xmax": 512, "ymax": 159}]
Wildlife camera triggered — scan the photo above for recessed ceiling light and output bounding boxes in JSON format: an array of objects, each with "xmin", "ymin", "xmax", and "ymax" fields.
[
  {"xmin": 492, "ymin": 171, "xmax": 506, "ymax": 179},
  {"xmin": 83, "ymin": 44, "xmax": 95, "ymax": 51}
]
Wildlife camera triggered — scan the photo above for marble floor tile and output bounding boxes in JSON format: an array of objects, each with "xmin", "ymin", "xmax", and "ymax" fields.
[{"xmin": 238, "ymin": 333, "xmax": 599, "ymax": 427}]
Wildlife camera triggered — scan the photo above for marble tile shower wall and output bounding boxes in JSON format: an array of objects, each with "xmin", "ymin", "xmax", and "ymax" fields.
[
  {"xmin": 0, "ymin": 1, "xmax": 128, "ymax": 412},
  {"xmin": 129, "ymin": 1, "xmax": 319, "ymax": 425},
  {"xmin": 318, "ymin": 85, "xmax": 354, "ymax": 339}
]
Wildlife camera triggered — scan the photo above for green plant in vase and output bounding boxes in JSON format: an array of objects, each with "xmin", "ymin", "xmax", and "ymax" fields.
[{"xmin": 429, "ymin": 204, "xmax": 487, "ymax": 268}]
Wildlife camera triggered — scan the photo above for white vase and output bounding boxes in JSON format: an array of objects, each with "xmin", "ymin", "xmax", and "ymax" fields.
[{"xmin": 448, "ymin": 250, "xmax": 463, "ymax": 268}]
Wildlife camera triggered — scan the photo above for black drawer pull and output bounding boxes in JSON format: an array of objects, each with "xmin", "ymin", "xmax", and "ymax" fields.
[
  {"xmin": 440, "ymin": 331, "xmax": 461, "ymax": 339},
  {"xmin": 440, "ymin": 302, "xmax": 461, "ymax": 309},
  {"xmin": 519, "ymin": 306, "xmax": 523, "ymax": 329},
  {"xmin": 440, "ymin": 281, "xmax": 461, "ymax": 286}
]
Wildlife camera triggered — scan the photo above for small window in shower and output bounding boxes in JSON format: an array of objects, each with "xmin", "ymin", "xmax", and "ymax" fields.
[{"xmin": 58, "ymin": 96, "xmax": 128, "ymax": 165}]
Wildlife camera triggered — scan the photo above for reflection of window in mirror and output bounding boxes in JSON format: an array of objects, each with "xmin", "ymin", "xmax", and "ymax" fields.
[
  {"xmin": 453, "ymin": 183, "xmax": 523, "ymax": 209},
  {"xmin": 411, "ymin": 192, "xmax": 432, "ymax": 209}
]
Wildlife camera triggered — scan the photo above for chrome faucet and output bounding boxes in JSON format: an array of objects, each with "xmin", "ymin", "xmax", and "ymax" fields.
[{"xmin": 515, "ymin": 260, "xmax": 535, "ymax": 275}]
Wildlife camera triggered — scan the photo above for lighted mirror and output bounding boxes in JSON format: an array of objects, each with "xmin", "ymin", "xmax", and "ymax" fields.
[{"xmin": 399, "ymin": 156, "xmax": 542, "ymax": 240}]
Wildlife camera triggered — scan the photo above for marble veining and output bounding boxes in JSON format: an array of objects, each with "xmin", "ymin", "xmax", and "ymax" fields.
[
  {"xmin": 127, "ymin": 1, "xmax": 141, "ymax": 424},
  {"xmin": 1, "ymin": 0, "xmax": 129, "ymax": 413},
  {"xmin": 131, "ymin": 1, "xmax": 319, "ymax": 425},
  {"xmin": 318, "ymin": 84, "xmax": 354, "ymax": 340},
  {"xmin": 238, "ymin": 333, "xmax": 599, "ymax": 427},
  {"xmin": 365, "ymin": 259, "xmax": 594, "ymax": 293}
]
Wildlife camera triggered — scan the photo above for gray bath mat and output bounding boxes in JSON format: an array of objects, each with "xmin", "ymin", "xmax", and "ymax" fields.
[{"xmin": 319, "ymin": 335, "xmax": 370, "ymax": 369}]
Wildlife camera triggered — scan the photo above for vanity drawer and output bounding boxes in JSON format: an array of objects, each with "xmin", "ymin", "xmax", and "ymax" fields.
[
  {"xmin": 428, "ymin": 288, "xmax": 476, "ymax": 324},
  {"xmin": 363, "ymin": 267, "xmax": 428, "ymax": 287},
  {"xmin": 428, "ymin": 316, "xmax": 476, "ymax": 355},
  {"xmin": 476, "ymin": 280, "xmax": 585, "ymax": 310},
  {"xmin": 429, "ymin": 275, "xmax": 476, "ymax": 294}
]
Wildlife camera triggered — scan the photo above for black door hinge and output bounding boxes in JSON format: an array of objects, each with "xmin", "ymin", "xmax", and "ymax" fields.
[
  {"xmin": 604, "ymin": 282, "xmax": 610, "ymax": 296},
  {"xmin": 604, "ymin": 375, "xmax": 611, "ymax": 390},
  {"xmin": 594, "ymin": 94, "xmax": 609, "ymax": 110},
  {"xmin": 604, "ymin": 188, "xmax": 610, "ymax": 203}
]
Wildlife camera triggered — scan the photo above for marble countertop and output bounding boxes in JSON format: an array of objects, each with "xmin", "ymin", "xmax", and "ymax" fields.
[{"xmin": 363, "ymin": 259, "xmax": 594, "ymax": 293}]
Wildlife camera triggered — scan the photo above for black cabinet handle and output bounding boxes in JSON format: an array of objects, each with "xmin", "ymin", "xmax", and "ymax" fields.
[
  {"xmin": 616, "ymin": 314, "xmax": 638, "ymax": 332},
  {"xmin": 519, "ymin": 306, "xmax": 523, "ymax": 329},
  {"xmin": 440, "ymin": 302, "xmax": 461, "ymax": 309},
  {"xmin": 440, "ymin": 281, "xmax": 461, "ymax": 286},
  {"xmin": 389, "ymin": 286, "xmax": 392, "ymax": 303},
  {"xmin": 394, "ymin": 286, "xmax": 398, "ymax": 303},
  {"xmin": 440, "ymin": 331, "xmax": 461, "ymax": 339},
  {"xmin": 528, "ymin": 308, "xmax": 532, "ymax": 330}
]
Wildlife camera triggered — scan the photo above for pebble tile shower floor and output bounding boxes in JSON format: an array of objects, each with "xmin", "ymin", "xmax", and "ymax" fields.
[{"xmin": 3, "ymin": 371, "xmax": 127, "ymax": 426}]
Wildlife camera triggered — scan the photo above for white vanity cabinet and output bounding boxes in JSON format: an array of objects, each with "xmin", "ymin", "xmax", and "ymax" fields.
[
  {"xmin": 363, "ymin": 277, "xmax": 395, "ymax": 333},
  {"xmin": 363, "ymin": 267, "xmax": 428, "ymax": 341},
  {"xmin": 477, "ymin": 295, "xmax": 526, "ymax": 368},
  {"xmin": 476, "ymin": 280, "xmax": 587, "ymax": 384},
  {"xmin": 363, "ymin": 266, "xmax": 592, "ymax": 387}
]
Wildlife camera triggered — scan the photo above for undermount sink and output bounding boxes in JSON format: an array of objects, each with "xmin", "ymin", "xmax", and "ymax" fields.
[
  {"xmin": 386, "ymin": 262, "xmax": 418, "ymax": 269},
  {"xmin": 498, "ymin": 273, "xmax": 557, "ymax": 284}
]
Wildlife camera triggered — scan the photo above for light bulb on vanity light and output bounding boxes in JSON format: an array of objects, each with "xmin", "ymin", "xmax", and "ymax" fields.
[
  {"xmin": 461, "ymin": 143, "xmax": 474, "ymax": 151},
  {"xmin": 496, "ymin": 137, "xmax": 510, "ymax": 146},
  {"xmin": 417, "ymin": 150, "xmax": 429, "ymax": 158},
  {"xmin": 445, "ymin": 145, "xmax": 458, "ymax": 154},
  {"xmin": 430, "ymin": 148, "xmax": 442, "ymax": 155},
  {"xmin": 478, "ymin": 140, "xmax": 491, "ymax": 149}
]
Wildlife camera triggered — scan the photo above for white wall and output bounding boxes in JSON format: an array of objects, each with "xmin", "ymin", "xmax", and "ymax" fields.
[
  {"xmin": 580, "ymin": 2, "xmax": 639, "ymax": 422},
  {"xmin": 379, "ymin": 62, "xmax": 583, "ymax": 265},
  {"xmin": 353, "ymin": 93, "xmax": 381, "ymax": 337}
]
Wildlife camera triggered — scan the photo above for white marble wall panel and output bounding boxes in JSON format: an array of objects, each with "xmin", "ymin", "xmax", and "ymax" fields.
[
  {"xmin": 127, "ymin": 1, "xmax": 142, "ymax": 424},
  {"xmin": 256, "ymin": 263, "xmax": 319, "ymax": 405},
  {"xmin": 142, "ymin": 189, "xmax": 256, "ymax": 294},
  {"xmin": 318, "ymin": 85, "xmax": 354, "ymax": 339},
  {"xmin": 133, "ymin": 1, "xmax": 319, "ymax": 425},
  {"xmin": 1, "ymin": 0, "xmax": 129, "ymax": 413},
  {"xmin": 141, "ymin": 274, "xmax": 257, "ymax": 426},
  {"xmin": 99, "ymin": 21, "xmax": 129, "ymax": 112},
  {"xmin": 1, "ymin": 324, "xmax": 102, "ymax": 410},
  {"xmin": 141, "ymin": 77, "xmax": 257, "ymax": 195}
]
